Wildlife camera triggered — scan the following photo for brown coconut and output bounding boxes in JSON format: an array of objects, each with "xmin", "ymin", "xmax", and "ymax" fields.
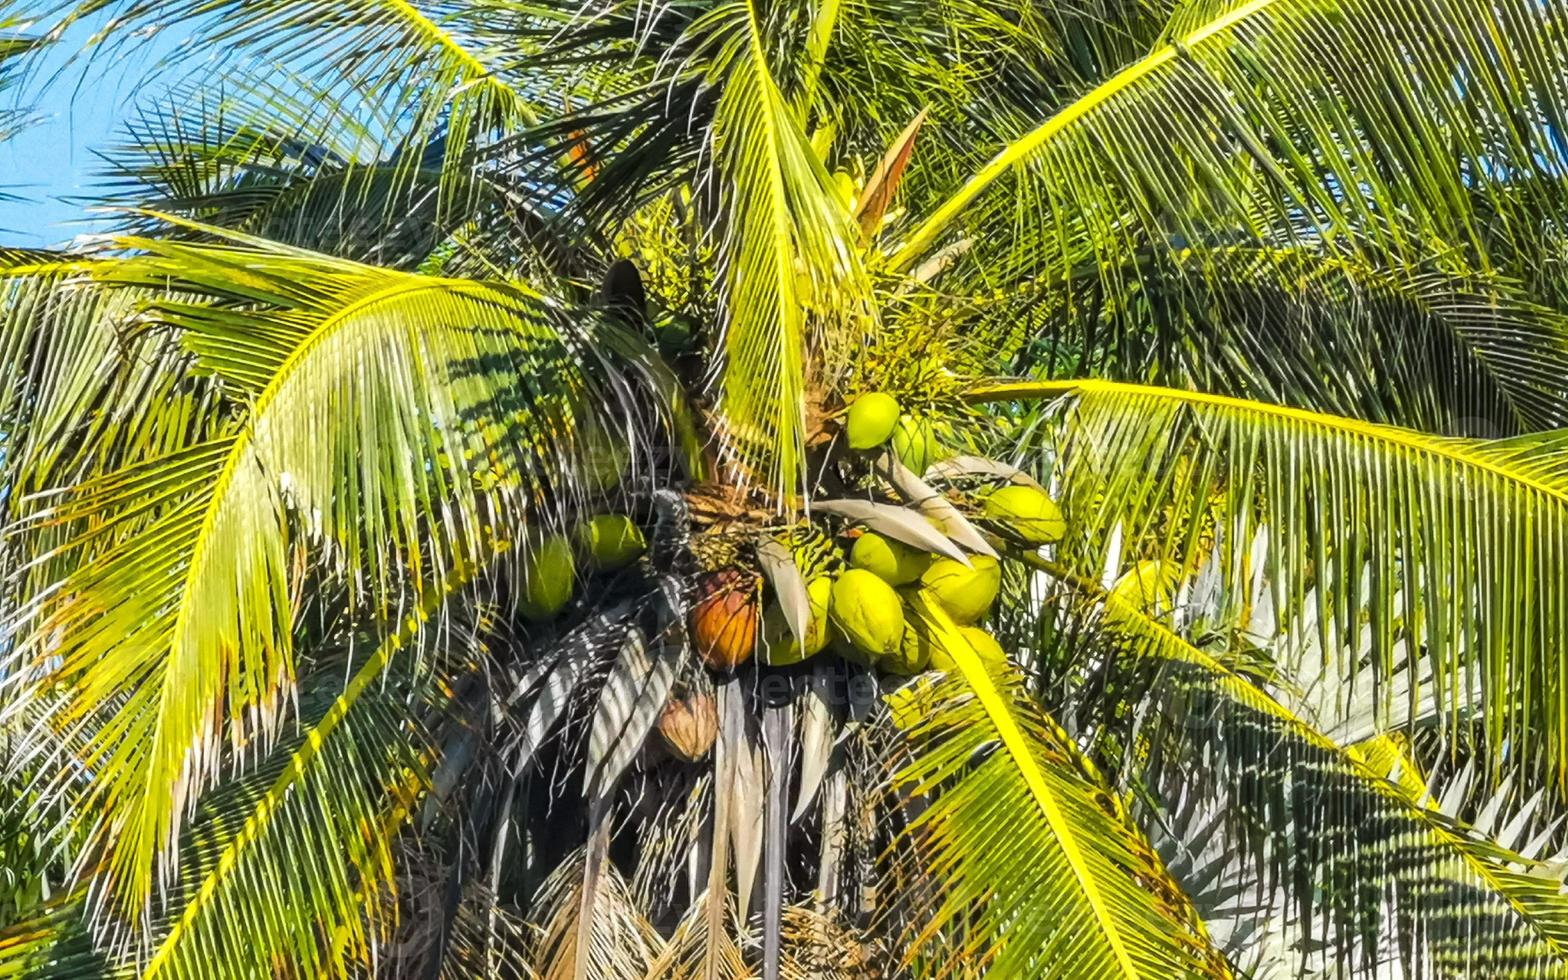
[{"xmin": 657, "ymin": 691, "xmax": 719, "ymax": 762}]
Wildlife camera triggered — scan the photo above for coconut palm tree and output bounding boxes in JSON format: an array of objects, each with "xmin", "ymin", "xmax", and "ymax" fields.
[{"xmin": 5, "ymin": 0, "xmax": 1568, "ymax": 975}]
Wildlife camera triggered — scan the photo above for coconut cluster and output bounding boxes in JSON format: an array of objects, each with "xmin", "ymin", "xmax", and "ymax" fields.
[
  {"xmin": 514, "ymin": 513, "xmax": 649, "ymax": 623},
  {"xmin": 680, "ymin": 542, "xmax": 1013, "ymax": 679},
  {"xmin": 845, "ymin": 391, "xmax": 939, "ymax": 475},
  {"xmin": 509, "ymin": 388, "xmax": 1069, "ymax": 764},
  {"xmin": 673, "ymin": 389, "xmax": 1068, "ymax": 681}
]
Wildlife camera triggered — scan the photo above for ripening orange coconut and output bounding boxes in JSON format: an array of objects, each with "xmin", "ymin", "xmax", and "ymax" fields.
[{"xmin": 691, "ymin": 569, "xmax": 760, "ymax": 671}]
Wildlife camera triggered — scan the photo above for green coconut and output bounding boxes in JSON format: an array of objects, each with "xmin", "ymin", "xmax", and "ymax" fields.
[
  {"xmin": 884, "ymin": 618, "xmax": 934, "ymax": 675},
  {"xmin": 761, "ymin": 576, "xmax": 834, "ymax": 666},
  {"xmin": 849, "ymin": 532, "xmax": 931, "ymax": 586},
  {"xmin": 655, "ymin": 316, "xmax": 695, "ymax": 354},
  {"xmin": 1108, "ymin": 560, "xmax": 1178, "ymax": 613},
  {"xmin": 829, "ymin": 569, "xmax": 905, "ymax": 658},
  {"xmin": 982, "ymin": 484, "xmax": 1066, "ymax": 545},
  {"xmin": 577, "ymin": 426, "xmax": 629, "ymax": 494},
  {"xmin": 832, "ymin": 170, "xmax": 859, "ymax": 210},
  {"xmin": 517, "ymin": 534, "xmax": 576, "ymax": 622},
  {"xmin": 573, "ymin": 513, "xmax": 647, "ymax": 571},
  {"xmin": 918, "ymin": 554, "xmax": 1001, "ymax": 624},
  {"xmin": 845, "ymin": 393, "xmax": 901, "ymax": 450},
  {"xmin": 891, "ymin": 415, "xmax": 938, "ymax": 475},
  {"xmin": 929, "ymin": 626, "xmax": 1008, "ymax": 674}
]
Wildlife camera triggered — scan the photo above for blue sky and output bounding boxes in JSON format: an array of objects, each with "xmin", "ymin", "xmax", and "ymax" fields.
[{"xmin": 0, "ymin": 22, "xmax": 187, "ymax": 247}]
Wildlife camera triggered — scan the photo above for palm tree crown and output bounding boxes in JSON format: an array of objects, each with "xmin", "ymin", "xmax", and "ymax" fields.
[{"xmin": 3, "ymin": 0, "xmax": 1568, "ymax": 976}]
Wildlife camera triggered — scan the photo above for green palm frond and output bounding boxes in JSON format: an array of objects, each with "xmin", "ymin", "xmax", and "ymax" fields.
[
  {"xmin": 7, "ymin": 234, "xmax": 630, "ymax": 922},
  {"xmin": 889, "ymin": 596, "xmax": 1228, "ymax": 978},
  {"xmin": 102, "ymin": 74, "xmax": 488, "ymax": 268},
  {"xmin": 974, "ymin": 378, "xmax": 1568, "ymax": 786},
  {"xmin": 701, "ymin": 0, "xmax": 868, "ymax": 499},
  {"xmin": 1096, "ymin": 586, "xmax": 1568, "ymax": 976},
  {"xmin": 1468, "ymin": 172, "xmax": 1568, "ymax": 314},
  {"xmin": 0, "ymin": 250, "xmax": 198, "ymax": 496},
  {"xmin": 794, "ymin": 0, "xmax": 841, "ymax": 117},
  {"xmin": 0, "ymin": 252, "xmax": 233, "ymax": 669},
  {"xmin": 36, "ymin": 0, "xmax": 538, "ymax": 210},
  {"xmin": 12, "ymin": 0, "xmax": 1568, "ymax": 971},
  {"xmin": 1, "ymin": 686, "xmax": 99, "ymax": 969},
  {"xmin": 0, "ymin": 891, "xmax": 117, "ymax": 979},
  {"xmin": 1152, "ymin": 0, "xmax": 1249, "ymax": 46},
  {"xmin": 889, "ymin": 0, "xmax": 1568, "ymax": 318},
  {"xmin": 809, "ymin": 0, "xmax": 1171, "ymax": 193},
  {"xmin": 0, "ymin": 691, "xmax": 92, "ymax": 932},
  {"xmin": 140, "ymin": 558, "xmax": 492, "ymax": 978},
  {"xmin": 0, "ymin": 29, "xmax": 41, "ymax": 149},
  {"xmin": 985, "ymin": 247, "xmax": 1568, "ymax": 437}
]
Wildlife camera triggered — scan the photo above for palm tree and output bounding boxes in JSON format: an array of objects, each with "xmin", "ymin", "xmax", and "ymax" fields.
[{"xmin": 4, "ymin": 0, "xmax": 1568, "ymax": 975}]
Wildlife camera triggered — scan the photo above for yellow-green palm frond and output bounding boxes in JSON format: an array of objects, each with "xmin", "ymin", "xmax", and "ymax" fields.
[
  {"xmin": 1151, "ymin": 0, "xmax": 1253, "ymax": 46},
  {"xmin": 888, "ymin": 598, "xmax": 1229, "ymax": 978},
  {"xmin": 809, "ymin": 0, "xmax": 1173, "ymax": 203},
  {"xmin": 0, "ymin": 889, "xmax": 118, "ymax": 979},
  {"xmin": 0, "ymin": 684, "xmax": 95, "ymax": 939},
  {"xmin": 974, "ymin": 378, "xmax": 1568, "ymax": 787},
  {"xmin": 0, "ymin": 252, "xmax": 234, "ymax": 703},
  {"xmin": 891, "ymin": 0, "xmax": 1568, "ymax": 320},
  {"xmin": 135, "ymin": 554, "xmax": 495, "ymax": 979},
  {"xmin": 699, "ymin": 0, "xmax": 869, "ymax": 500},
  {"xmin": 1094, "ymin": 585, "xmax": 1568, "ymax": 977},
  {"xmin": 0, "ymin": 249, "xmax": 221, "ymax": 499},
  {"xmin": 0, "ymin": 28, "xmax": 39, "ymax": 143},
  {"xmin": 6, "ymin": 235, "xmax": 632, "ymax": 924}
]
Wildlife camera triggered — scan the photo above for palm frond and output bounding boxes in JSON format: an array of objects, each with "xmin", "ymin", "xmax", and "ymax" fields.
[
  {"xmin": 35, "ymin": 0, "xmax": 538, "ymax": 213},
  {"xmin": 0, "ymin": 691, "xmax": 93, "ymax": 933},
  {"xmin": 6, "ymin": 234, "xmax": 633, "ymax": 924},
  {"xmin": 889, "ymin": 0, "xmax": 1568, "ymax": 338},
  {"xmin": 0, "ymin": 252, "xmax": 233, "ymax": 704},
  {"xmin": 1096, "ymin": 583, "xmax": 1568, "ymax": 976},
  {"xmin": 700, "ymin": 0, "xmax": 867, "ymax": 500},
  {"xmin": 0, "ymin": 891, "xmax": 116, "ymax": 979},
  {"xmin": 135, "ymin": 548, "xmax": 504, "ymax": 978},
  {"xmin": 0, "ymin": 249, "xmax": 215, "ymax": 498},
  {"xmin": 976, "ymin": 378, "xmax": 1568, "ymax": 787},
  {"xmin": 810, "ymin": 0, "xmax": 1171, "ymax": 189},
  {"xmin": 889, "ymin": 595, "xmax": 1227, "ymax": 978},
  {"xmin": 1152, "ymin": 0, "xmax": 1249, "ymax": 46},
  {"xmin": 528, "ymin": 857, "xmax": 665, "ymax": 978},
  {"xmin": 773, "ymin": 905, "xmax": 890, "ymax": 979},
  {"xmin": 101, "ymin": 74, "xmax": 489, "ymax": 268},
  {"xmin": 0, "ymin": 29, "xmax": 42, "ymax": 151},
  {"xmin": 984, "ymin": 247, "xmax": 1568, "ymax": 437},
  {"xmin": 794, "ymin": 0, "xmax": 842, "ymax": 118}
]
